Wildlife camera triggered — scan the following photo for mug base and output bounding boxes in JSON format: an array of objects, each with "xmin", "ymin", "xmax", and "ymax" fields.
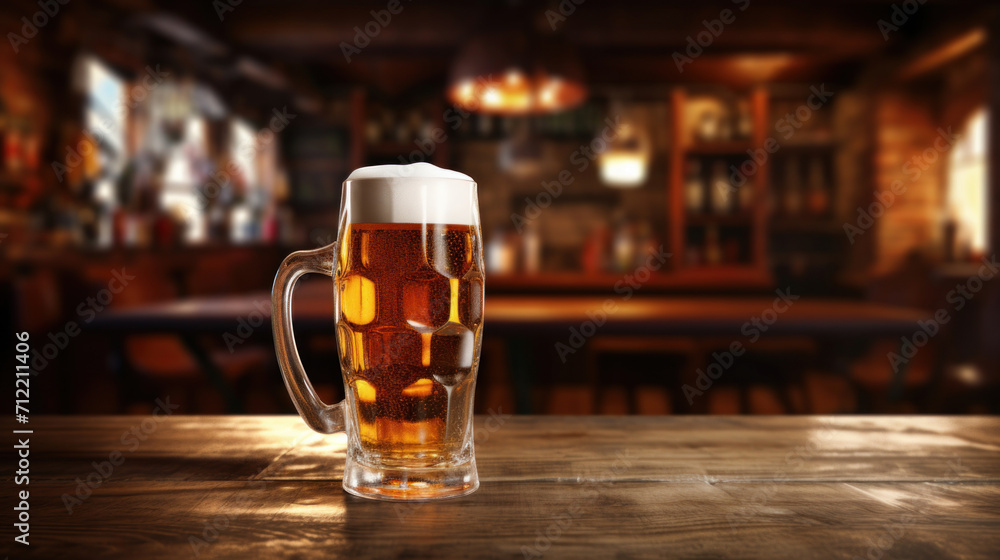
[{"xmin": 342, "ymin": 457, "xmax": 479, "ymax": 501}]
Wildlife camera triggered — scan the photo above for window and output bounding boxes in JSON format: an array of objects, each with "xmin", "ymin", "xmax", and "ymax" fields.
[
  {"xmin": 83, "ymin": 57, "xmax": 126, "ymax": 208},
  {"xmin": 947, "ymin": 108, "xmax": 989, "ymax": 255}
]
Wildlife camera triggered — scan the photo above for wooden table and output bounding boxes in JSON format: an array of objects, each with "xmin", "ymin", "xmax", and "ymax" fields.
[{"xmin": 9, "ymin": 415, "xmax": 999, "ymax": 559}]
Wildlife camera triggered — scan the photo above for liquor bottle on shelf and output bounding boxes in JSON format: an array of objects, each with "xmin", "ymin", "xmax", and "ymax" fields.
[
  {"xmin": 806, "ymin": 156, "xmax": 830, "ymax": 216},
  {"xmin": 635, "ymin": 222, "xmax": 660, "ymax": 269},
  {"xmin": 684, "ymin": 160, "xmax": 704, "ymax": 213},
  {"xmin": 738, "ymin": 177, "xmax": 754, "ymax": 211},
  {"xmin": 705, "ymin": 224, "xmax": 722, "ymax": 265},
  {"xmin": 4, "ymin": 120, "xmax": 24, "ymax": 173},
  {"xmin": 783, "ymin": 157, "xmax": 802, "ymax": 216},
  {"xmin": 611, "ymin": 216, "xmax": 635, "ymax": 273},
  {"xmin": 486, "ymin": 228, "xmax": 516, "ymax": 274},
  {"xmin": 710, "ymin": 160, "xmax": 732, "ymax": 214},
  {"xmin": 365, "ymin": 117, "xmax": 381, "ymax": 144},
  {"xmin": 736, "ymin": 99, "xmax": 753, "ymax": 140},
  {"xmin": 521, "ymin": 221, "xmax": 542, "ymax": 274},
  {"xmin": 582, "ymin": 224, "xmax": 610, "ymax": 273},
  {"xmin": 695, "ymin": 110, "xmax": 721, "ymax": 143},
  {"xmin": 476, "ymin": 114, "xmax": 494, "ymax": 138},
  {"xmin": 717, "ymin": 110, "xmax": 733, "ymax": 141}
]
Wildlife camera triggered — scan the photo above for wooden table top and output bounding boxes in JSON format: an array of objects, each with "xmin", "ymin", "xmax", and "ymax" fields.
[
  {"xmin": 91, "ymin": 280, "xmax": 929, "ymax": 337},
  {"xmin": 10, "ymin": 415, "xmax": 999, "ymax": 559}
]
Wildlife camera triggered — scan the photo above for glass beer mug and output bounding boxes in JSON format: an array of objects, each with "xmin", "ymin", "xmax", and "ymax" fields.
[{"xmin": 272, "ymin": 163, "xmax": 484, "ymax": 500}]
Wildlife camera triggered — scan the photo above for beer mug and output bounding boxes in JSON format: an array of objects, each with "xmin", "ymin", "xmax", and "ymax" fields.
[{"xmin": 272, "ymin": 163, "xmax": 484, "ymax": 501}]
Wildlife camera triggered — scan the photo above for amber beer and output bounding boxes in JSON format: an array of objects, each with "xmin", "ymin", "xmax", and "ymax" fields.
[
  {"xmin": 273, "ymin": 162, "xmax": 482, "ymax": 499},
  {"xmin": 337, "ymin": 222, "xmax": 484, "ymax": 467}
]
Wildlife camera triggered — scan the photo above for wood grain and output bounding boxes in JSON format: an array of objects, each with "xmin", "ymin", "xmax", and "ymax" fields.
[{"xmin": 4, "ymin": 415, "xmax": 999, "ymax": 559}]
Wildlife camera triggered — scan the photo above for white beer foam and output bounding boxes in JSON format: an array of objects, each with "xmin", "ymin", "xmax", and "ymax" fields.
[{"xmin": 345, "ymin": 163, "xmax": 478, "ymax": 225}]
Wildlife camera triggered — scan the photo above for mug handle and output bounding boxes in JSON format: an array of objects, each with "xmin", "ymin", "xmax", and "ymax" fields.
[{"xmin": 272, "ymin": 244, "xmax": 345, "ymax": 434}]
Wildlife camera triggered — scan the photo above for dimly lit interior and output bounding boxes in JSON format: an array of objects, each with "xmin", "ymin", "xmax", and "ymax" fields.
[{"xmin": 2, "ymin": 0, "xmax": 998, "ymax": 417}]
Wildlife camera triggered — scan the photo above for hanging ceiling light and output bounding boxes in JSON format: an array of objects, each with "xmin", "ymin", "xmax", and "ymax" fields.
[{"xmin": 447, "ymin": 19, "xmax": 587, "ymax": 115}]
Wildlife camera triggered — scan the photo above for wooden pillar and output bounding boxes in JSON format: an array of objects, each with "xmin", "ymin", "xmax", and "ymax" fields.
[
  {"xmin": 984, "ymin": 11, "xmax": 1000, "ymax": 366},
  {"xmin": 989, "ymin": 12, "xmax": 1000, "ymax": 255},
  {"xmin": 668, "ymin": 88, "xmax": 685, "ymax": 271}
]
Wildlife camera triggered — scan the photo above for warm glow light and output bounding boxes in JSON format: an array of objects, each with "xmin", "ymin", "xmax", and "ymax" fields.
[
  {"xmin": 539, "ymin": 87, "xmax": 555, "ymax": 106},
  {"xmin": 948, "ymin": 108, "xmax": 989, "ymax": 255},
  {"xmin": 806, "ymin": 417, "xmax": 981, "ymax": 454},
  {"xmin": 599, "ymin": 151, "xmax": 648, "ymax": 187},
  {"xmin": 728, "ymin": 54, "xmax": 797, "ymax": 82},
  {"xmin": 482, "ymin": 86, "xmax": 502, "ymax": 107},
  {"xmin": 953, "ymin": 364, "xmax": 983, "ymax": 386},
  {"xmin": 457, "ymin": 80, "xmax": 475, "ymax": 103},
  {"xmin": 538, "ymin": 78, "xmax": 562, "ymax": 108},
  {"xmin": 447, "ymin": 70, "xmax": 586, "ymax": 115}
]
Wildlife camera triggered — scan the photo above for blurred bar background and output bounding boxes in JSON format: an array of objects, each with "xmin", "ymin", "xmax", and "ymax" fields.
[{"xmin": 1, "ymin": 0, "xmax": 998, "ymax": 415}]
